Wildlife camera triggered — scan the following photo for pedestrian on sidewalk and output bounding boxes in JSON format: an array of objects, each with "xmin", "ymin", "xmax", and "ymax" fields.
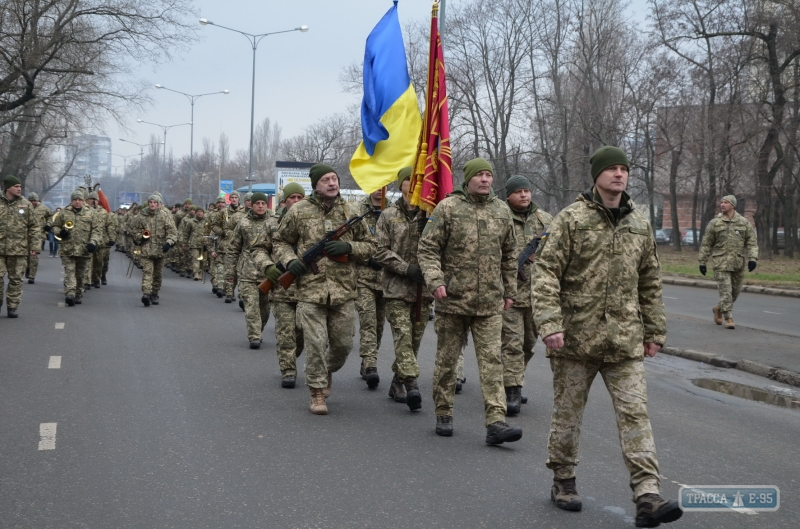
[
  {"xmin": 533, "ymin": 146, "xmax": 682, "ymax": 527},
  {"xmin": 698, "ymin": 195, "xmax": 758, "ymax": 329}
]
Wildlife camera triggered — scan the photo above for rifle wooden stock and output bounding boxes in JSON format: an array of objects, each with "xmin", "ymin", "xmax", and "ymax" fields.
[
  {"xmin": 278, "ymin": 271, "xmax": 296, "ymax": 290},
  {"xmin": 257, "ymin": 278, "xmax": 274, "ymax": 295}
]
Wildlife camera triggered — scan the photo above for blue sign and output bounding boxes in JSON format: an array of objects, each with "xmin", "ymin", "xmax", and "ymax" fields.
[
  {"xmin": 680, "ymin": 485, "xmax": 779, "ymax": 512},
  {"xmin": 220, "ymin": 180, "xmax": 234, "ymax": 195},
  {"xmin": 119, "ymin": 192, "xmax": 139, "ymax": 204}
]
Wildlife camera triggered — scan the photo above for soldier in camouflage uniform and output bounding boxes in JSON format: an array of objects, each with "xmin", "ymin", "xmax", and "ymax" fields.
[
  {"xmin": 223, "ymin": 191, "xmax": 247, "ymax": 304},
  {"xmin": 85, "ymin": 192, "xmax": 114, "ymax": 288},
  {"xmin": 25, "ymin": 192, "xmax": 52, "ymax": 284},
  {"xmin": 1, "ymin": 176, "xmax": 39, "ymax": 317},
  {"xmin": 228, "ymin": 192, "xmax": 276, "ymax": 348},
  {"xmin": 354, "ymin": 189, "xmax": 386, "ymax": 389},
  {"xmin": 173, "ymin": 200, "xmax": 192, "ymax": 274},
  {"xmin": 129, "ymin": 194, "xmax": 178, "ymax": 306},
  {"xmin": 417, "ymin": 158, "xmax": 523, "ymax": 444},
  {"xmin": 102, "ymin": 204, "xmax": 119, "ymax": 284},
  {"xmin": 375, "ymin": 167, "xmax": 433, "ymax": 410},
  {"xmin": 273, "ymin": 164, "xmax": 376, "ymax": 415},
  {"xmin": 182, "ymin": 208, "xmax": 207, "ymax": 280},
  {"xmin": 267, "ymin": 183, "xmax": 306, "ymax": 388},
  {"xmin": 533, "ymin": 146, "xmax": 681, "ymax": 527},
  {"xmin": 52, "ymin": 190, "xmax": 101, "ymax": 307},
  {"xmin": 698, "ymin": 195, "xmax": 758, "ymax": 329},
  {"xmin": 208, "ymin": 196, "xmax": 227, "ymax": 297},
  {"xmin": 501, "ymin": 175, "xmax": 554, "ymax": 415}
]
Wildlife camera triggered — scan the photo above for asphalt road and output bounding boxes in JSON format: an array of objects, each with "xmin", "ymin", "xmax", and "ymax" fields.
[{"xmin": 1, "ymin": 253, "xmax": 798, "ymax": 528}]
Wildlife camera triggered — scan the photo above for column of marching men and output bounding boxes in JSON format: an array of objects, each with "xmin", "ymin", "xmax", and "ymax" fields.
[{"xmin": 1, "ymin": 147, "xmax": 698, "ymax": 527}]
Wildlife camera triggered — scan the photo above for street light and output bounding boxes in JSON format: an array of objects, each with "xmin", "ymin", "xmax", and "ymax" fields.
[
  {"xmin": 199, "ymin": 18, "xmax": 308, "ymax": 191},
  {"xmin": 154, "ymin": 84, "xmax": 229, "ymax": 200},
  {"xmin": 136, "ymin": 119, "xmax": 191, "ymax": 196}
]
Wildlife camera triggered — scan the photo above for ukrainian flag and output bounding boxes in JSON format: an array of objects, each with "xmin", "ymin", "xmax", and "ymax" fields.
[{"xmin": 350, "ymin": 3, "xmax": 422, "ymax": 193}]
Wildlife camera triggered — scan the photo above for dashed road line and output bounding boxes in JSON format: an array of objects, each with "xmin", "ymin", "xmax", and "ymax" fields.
[
  {"xmin": 57, "ymin": 302, "xmax": 64, "ymax": 307},
  {"xmin": 48, "ymin": 356, "xmax": 62, "ymax": 369},
  {"xmin": 38, "ymin": 423, "xmax": 57, "ymax": 450},
  {"xmin": 664, "ymin": 296, "xmax": 678, "ymax": 300},
  {"xmin": 54, "ymin": 322, "xmax": 65, "ymax": 330},
  {"xmin": 763, "ymin": 311, "xmax": 781, "ymax": 315}
]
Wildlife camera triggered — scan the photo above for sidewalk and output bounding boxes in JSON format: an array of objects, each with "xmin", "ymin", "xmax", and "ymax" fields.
[
  {"xmin": 662, "ymin": 275, "xmax": 800, "ymax": 298},
  {"xmin": 663, "ymin": 313, "xmax": 800, "ymax": 387}
]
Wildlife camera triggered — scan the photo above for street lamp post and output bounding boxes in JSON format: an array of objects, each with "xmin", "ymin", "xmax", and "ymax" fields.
[
  {"xmin": 119, "ymin": 138, "xmax": 164, "ymax": 202},
  {"xmin": 199, "ymin": 18, "xmax": 308, "ymax": 192},
  {"xmin": 136, "ymin": 119, "xmax": 191, "ymax": 197},
  {"xmin": 154, "ymin": 85, "xmax": 229, "ymax": 201}
]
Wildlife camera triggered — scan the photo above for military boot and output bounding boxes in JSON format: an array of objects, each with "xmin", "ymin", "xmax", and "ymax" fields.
[
  {"xmin": 712, "ymin": 305, "xmax": 722, "ymax": 325},
  {"xmin": 635, "ymin": 493, "xmax": 683, "ymax": 528},
  {"xmin": 7, "ymin": 307, "xmax": 18, "ymax": 318},
  {"xmin": 239, "ymin": 299, "xmax": 245, "ymax": 311},
  {"xmin": 725, "ymin": 316, "xmax": 735, "ymax": 329},
  {"xmin": 455, "ymin": 378, "xmax": 463, "ymax": 394},
  {"xmin": 150, "ymin": 293, "xmax": 160, "ymax": 305},
  {"xmin": 101, "ymin": 274, "xmax": 107, "ymax": 285},
  {"xmin": 74, "ymin": 294, "xmax": 82, "ymax": 304},
  {"xmin": 225, "ymin": 295, "xmax": 234, "ymax": 303},
  {"xmin": 65, "ymin": 295, "xmax": 75, "ymax": 307},
  {"xmin": 281, "ymin": 374, "xmax": 296, "ymax": 389},
  {"xmin": 309, "ymin": 388, "xmax": 328, "ymax": 415},
  {"xmin": 323, "ymin": 372, "xmax": 332, "ymax": 398},
  {"xmin": 404, "ymin": 377, "xmax": 422, "ymax": 411},
  {"xmin": 28, "ymin": 278, "xmax": 34, "ymax": 284},
  {"xmin": 551, "ymin": 477, "xmax": 582, "ymax": 512},
  {"xmin": 388, "ymin": 374, "xmax": 407, "ymax": 403},
  {"xmin": 141, "ymin": 294, "xmax": 151, "ymax": 307},
  {"xmin": 249, "ymin": 340, "xmax": 261, "ymax": 349},
  {"xmin": 365, "ymin": 367, "xmax": 380, "ymax": 389},
  {"xmin": 92, "ymin": 280, "xmax": 100, "ymax": 288},
  {"xmin": 435, "ymin": 415, "xmax": 453, "ymax": 437},
  {"xmin": 216, "ymin": 290, "xmax": 225, "ymax": 298},
  {"xmin": 485, "ymin": 421, "xmax": 523, "ymax": 445},
  {"xmin": 506, "ymin": 386, "xmax": 522, "ymax": 416}
]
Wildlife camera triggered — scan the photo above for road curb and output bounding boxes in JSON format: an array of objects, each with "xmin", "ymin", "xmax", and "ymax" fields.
[
  {"xmin": 660, "ymin": 346, "xmax": 800, "ymax": 388},
  {"xmin": 662, "ymin": 276, "xmax": 800, "ymax": 298}
]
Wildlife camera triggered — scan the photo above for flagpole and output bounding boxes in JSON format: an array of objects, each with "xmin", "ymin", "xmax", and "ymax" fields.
[{"xmin": 439, "ymin": 0, "xmax": 446, "ymax": 41}]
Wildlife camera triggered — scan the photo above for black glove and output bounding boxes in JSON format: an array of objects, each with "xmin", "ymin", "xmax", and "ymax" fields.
[
  {"xmin": 86, "ymin": 243, "xmax": 96, "ymax": 253},
  {"xmin": 265, "ymin": 264, "xmax": 282, "ymax": 283},
  {"xmin": 748, "ymin": 260, "xmax": 757, "ymax": 272},
  {"xmin": 287, "ymin": 259, "xmax": 308, "ymax": 277},
  {"xmin": 162, "ymin": 242, "xmax": 172, "ymax": 253},
  {"xmin": 108, "ymin": 241, "xmax": 115, "ymax": 247},
  {"xmin": 416, "ymin": 216, "xmax": 428, "ymax": 234},
  {"xmin": 324, "ymin": 240, "xmax": 351, "ymax": 257},
  {"xmin": 59, "ymin": 228, "xmax": 70, "ymax": 240},
  {"xmin": 406, "ymin": 264, "xmax": 425, "ymax": 284},
  {"xmin": 43, "ymin": 225, "xmax": 52, "ymax": 232},
  {"xmin": 367, "ymin": 257, "xmax": 382, "ymax": 271},
  {"xmin": 699, "ymin": 265, "xmax": 707, "ymax": 276}
]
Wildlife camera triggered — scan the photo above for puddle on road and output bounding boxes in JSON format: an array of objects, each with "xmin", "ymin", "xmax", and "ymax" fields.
[{"xmin": 692, "ymin": 379, "xmax": 800, "ymax": 410}]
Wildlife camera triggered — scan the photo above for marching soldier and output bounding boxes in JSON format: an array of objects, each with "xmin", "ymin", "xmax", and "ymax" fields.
[
  {"xmin": 86, "ymin": 192, "xmax": 113, "ymax": 288},
  {"xmin": 228, "ymin": 192, "xmax": 276, "ymax": 348},
  {"xmin": 273, "ymin": 164, "xmax": 376, "ymax": 415},
  {"xmin": 208, "ymin": 196, "xmax": 228, "ymax": 297},
  {"xmin": 185, "ymin": 208, "xmax": 207, "ymax": 280},
  {"xmin": 533, "ymin": 146, "xmax": 681, "ymax": 527},
  {"xmin": 1, "ymin": 176, "xmax": 39, "ymax": 317},
  {"xmin": 52, "ymin": 190, "xmax": 101, "ymax": 306},
  {"xmin": 129, "ymin": 194, "xmax": 178, "ymax": 306},
  {"xmin": 102, "ymin": 204, "xmax": 119, "ymax": 284},
  {"xmin": 354, "ymin": 188, "xmax": 386, "ymax": 389},
  {"xmin": 268, "ymin": 183, "xmax": 306, "ymax": 388},
  {"xmin": 698, "ymin": 195, "xmax": 758, "ymax": 329},
  {"xmin": 417, "ymin": 158, "xmax": 523, "ymax": 444},
  {"xmin": 223, "ymin": 190, "xmax": 247, "ymax": 304},
  {"xmin": 25, "ymin": 192, "xmax": 52, "ymax": 284},
  {"xmin": 374, "ymin": 167, "xmax": 432, "ymax": 410},
  {"xmin": 501, "ymin": 175, "xmax": 553, "ymax": 415}
]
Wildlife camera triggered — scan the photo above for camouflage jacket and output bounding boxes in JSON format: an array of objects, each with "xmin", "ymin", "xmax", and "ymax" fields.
[
  {"xmin": 129, "ymin": 207, "xmax": 178, "ymax": 258},
  {"xmin": 273, "ymin": 194, "xmax": 376, "ymax": 305},
  {"xmin": 224, "ymin": 205, "xmax": 248, "ymax": 250},
  {"xmin": 179, "ymin": 217, "xmax": 205, "ymax": 249},
  {"xmin": 0, "ymin": 194, "xmax": 39, "ymax": 256},
  {"xmin": 174, "ymin": 209, "xmax": 189, "ymax": 230},
  {"xmin": 375, "ymin": 197, "xmax": 433, "ymax": 303},
  {"xmin": 31, "ymin": 202, "xmax": 53, "ymax": 241},
  {"xmin": 52, "ymin": 205, "xmax": 101, "ymax": 257},
  {"xmin": 510, "ymin": 201, "xmax": 553, "ymax": 308},
  {"xmin": 417, "ymin": 184, "xmax": 517, "ymax": 316},
  {"xmin": 90, "ymin": 206, "xmax": 113, "ymax": 245},
  {"xmin": 698, "ymin": 212, "xmax": 758, "ymax": 271},
  {"xmin": 106, "ymin": 211, "xmax": 119, "ymax": 242},
  {"xmin": 354, "ymin": 197, "xmax": 383, "ymax": 291},
  {"xmin": 228, "ymin": 210, "xmax": 274, "ymax": 283},
  {"xmin": 267, "ymin": 211, "xmax": 298, "ymax": 302},
  {"xmin": 532, "ymin": 188, "xmax": 667, "ymax": 362}
]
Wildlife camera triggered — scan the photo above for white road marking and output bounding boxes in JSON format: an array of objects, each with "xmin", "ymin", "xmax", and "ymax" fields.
[
  {"xmin": 48, "ymin": 356, "xmax": 62, "ymax": 369},
  {"xmin": 763, "ymin": 311, "xmax": 781, "ymax": 315},
  {"xmin": 664, "ymin": 296, "xmax": 678, "ymax": 300},
  {"xmin": 57, "ymin": 302, "xmax": 64, "ymax": 307},
  {"xmin": 55, "ymin": 322, "xmax": 65, "ymax": 330},
  {"xmin": 38, "ymin": 423, "xmax": 57, "ymax": 450}
]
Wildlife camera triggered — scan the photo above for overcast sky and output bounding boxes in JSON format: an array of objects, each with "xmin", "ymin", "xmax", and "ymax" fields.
[{"xmin": 107, "ymin": 0, "xmax": 649, "ymax": 165}]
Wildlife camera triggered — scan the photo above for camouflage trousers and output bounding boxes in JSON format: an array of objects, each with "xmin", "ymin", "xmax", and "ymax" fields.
[
  {"xmin": 214, "ymin": 255, "xmax": 225, "ymax": 289},
  {"xmin": 714, "ymin": 268, "xmax": 744, "ymax": 317},
  {"xmin": 547, "ymin": 357, "xmax": 660, "ymax": 500},
  {"xmin": 273, "ymin": 301, "xmax": 305, "ymax": 377},
  {"xmin": 225, "ymin": 266, "xmax": 239, "ymax": 298},
  {"xmin": 209, "ymin": 255, "xmax": 218, "ymax": 286},
  {"xmin": 432, "ymin": 312, "xmax": 507, "ymax": 426},
  {"xmin": 180, "ymin": 246, "xmax": 192, "ymax": 273},
  {"xmin": 189, "ymin": 249, "xmax": 203, "ymax": 277},
  {"xmin": 141, "ymin": 257, "xmax": 164, "ymax": 295},
  {"xmin": 26, "ymin": 250, "xmax": 41, "ymax": 279},
  {"xmin": 501, "ymin": 306, "xmax": 538, "ymax": 387},
  {"xmin": 101, "ymin": 246, "xmax": 111, "ymax": 277},
  {"xmin": 61, "ymin": 255, "xmax": 89, "ymax": 297},
  {"xmin": 355, "ymin": 285, "xmax": 385, "ymax": 368},
  {"xmin": 1, "ymin": 255, "xmax": 26, "ymax": 308},
  {"xmin": 296, "ymin": 300, "xmax": 356, "ymax": 388},
  {"xmin": 239, "ymin": 281, "xmax": 271, "ymax": 342},
  {"xmin": 385, "ymin": 298, "xmax": 432, "ymax": 379},
  {"xmin": 90, "ymin": 247, "xmax": 109, "ymax": 282}
]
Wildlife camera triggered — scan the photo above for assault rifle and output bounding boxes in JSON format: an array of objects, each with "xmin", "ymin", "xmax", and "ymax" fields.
[
  {"xmin": 269, "ymin": 210, "xmax": 372, "ymax": 291},
  {"xmin": 517, "ymin": 231, "xmax": 548, "ymax": 282}
]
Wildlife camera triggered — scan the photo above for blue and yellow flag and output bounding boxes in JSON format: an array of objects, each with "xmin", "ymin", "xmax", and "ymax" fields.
[{"xmin": 350, "ymin": 3, "xmax": 422, "ymax": 193}]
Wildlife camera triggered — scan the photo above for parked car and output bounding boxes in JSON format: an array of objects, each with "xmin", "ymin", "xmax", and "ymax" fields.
[
  {"xmin": 681, "ymin": 229, "xmax": 701, "ymax": 245},
  {"xmin": 655, "ymin": 228, "xmax": 673, "ymax": 245}
]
